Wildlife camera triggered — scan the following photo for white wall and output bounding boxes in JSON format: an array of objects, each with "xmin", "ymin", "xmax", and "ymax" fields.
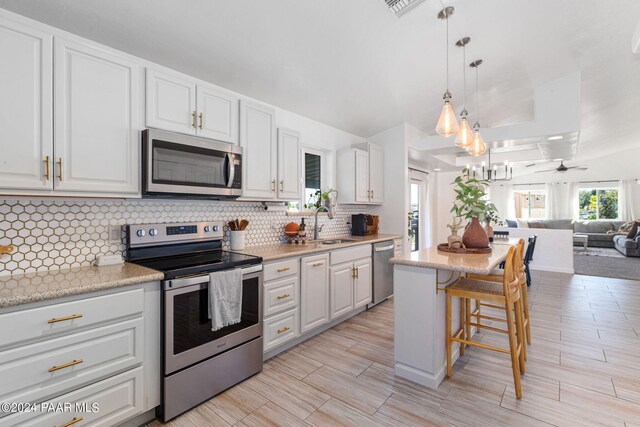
[
  {"xmin": 369, "ymin": 124, "xmax": 409, "ymax": 248},
  {"xmin": 495, "ymin": 227, "xmax": 574, "ymax": 274},
  {"xmin": 434, "ymin": 170, "xmax": 460, "ymax": 245}
]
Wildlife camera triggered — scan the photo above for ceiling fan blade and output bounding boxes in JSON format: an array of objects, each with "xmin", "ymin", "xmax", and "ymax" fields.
[
  {"xmin": 566, "ymin": 166, "xmax": 588, "ymax": 170},
  {"xmin": 525, "ymin": 163, "xmax": 538, "ymax": 167},
  {"xmin": 534, "ymin": 169, "xmax": 556, "ymax": 173}
]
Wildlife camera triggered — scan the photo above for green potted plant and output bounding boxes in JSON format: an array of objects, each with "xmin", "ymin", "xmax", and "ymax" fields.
[
  {"xmin": 450, "ymin": 169, "xmax": 497, "ymax": 248},
  {"xmin": 304, "ymin": 188, "xmax": 337, "ymax": 210}
]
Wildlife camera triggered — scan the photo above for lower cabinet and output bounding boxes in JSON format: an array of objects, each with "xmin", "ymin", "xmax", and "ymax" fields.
[
  {"xmin": 263, "ymin": 308, "xmax": 299, "ymax": 352},
  {"xmin": 330, "ymin": 263, "xmax": 355, "ymax": 319},
  {"xmin": 353, "ymin": 258, "xmax": 373, "ymax": 309},
  {"xmin": 300, "ymin": 253, "xmax": 330, "ymax": 334}
]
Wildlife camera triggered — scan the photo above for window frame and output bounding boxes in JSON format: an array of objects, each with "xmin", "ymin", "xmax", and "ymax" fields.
[
  {"xmin": 513, "ymin": 189, "xmax": 547, "ymax": 219},
  {"xmin": 577, "ymin": 186, "xmax": 619, "ymax": 220},
  {"xmin": 287, "ymin": 146, "xmax": 327, "ymax": 213}
]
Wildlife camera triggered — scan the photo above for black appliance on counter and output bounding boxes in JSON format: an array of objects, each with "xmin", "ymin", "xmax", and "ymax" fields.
[
  {"xmin": 125, "ymin": 221, "xmax": 263, "ymax": 422},
  {"xmin": 351, "ymin": 214, "xmax": 368, "ymax": 236}
]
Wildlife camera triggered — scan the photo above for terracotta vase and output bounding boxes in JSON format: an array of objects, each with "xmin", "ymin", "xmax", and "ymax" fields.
[
  {"xmin": 484, "ymin": 220, "xmax": 494, "ymax": 239},
  {"xmin": 462, "ymin": 216, "xmax": 490, "ymax": 248}
]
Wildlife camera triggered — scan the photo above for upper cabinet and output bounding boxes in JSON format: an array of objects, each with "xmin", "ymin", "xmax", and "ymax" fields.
[
  {"xmin": 239, "ymin": 100, "xmax": 277, "ymax": 199},
  {"xmin": 146, "ymin": 69, "xmax": 238, "ymax": 144},
  {"xmin": 0, "ymin": 17, "xmax": 53, "ymax": 191},
  {"xmin": 277, "ymin": 128, "xmax": 302, "ymax": 200},
  {"xmin": 336, "ymin": 142, "xmax": 384, "ymax": 205},
  {"xmin": 54, "ymin": 38, "xmax": 140, "ymax": 194}
]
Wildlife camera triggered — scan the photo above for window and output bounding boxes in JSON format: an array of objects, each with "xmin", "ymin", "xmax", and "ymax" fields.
[
  {"xmin": 578, "ymin": 188, "xmax": 618, "ymax": 220},
  {"xmin": 287, "ymin": 148, "xmax": 326, "ymax": 212},
  {"xmin": 513, "ymin": 190, "xmax": 546, "ymax": 219}
]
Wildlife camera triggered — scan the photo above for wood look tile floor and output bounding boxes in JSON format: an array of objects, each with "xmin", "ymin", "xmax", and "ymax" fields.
[{"xmin": 148, "ymin": 271, "xmax": 640, "ymax": 426}]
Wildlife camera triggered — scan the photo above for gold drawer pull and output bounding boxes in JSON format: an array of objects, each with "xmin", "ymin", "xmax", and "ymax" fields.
[
  {"xmin": 312, "ymin": 262, "xmax": 323, "ymax": 267},
  {"xmin": 48, "ymin": 359, "xmax": 83, "ymax": 373},
  {"xmin": 276, "ymin": 267, "xmax": 290, "ymax": 273},
  {"xmin": 43, "ymin": 155, "xmax": 50, "ymax": 180},
  {"xmin": 58, "ymin": 416, "xmax": 83, "ymax": 427},
  {"xmin": 277, "ymin": 327, "xmax": 290, "ymax": 334},
  {"xmin": 198, "ymin": 112, "xmax": 203, "ymax": 129},
  {"xmin": 191, "ymin": 111, "xmax": 196, "ymax": 128},
  {"xmin": 57, "ymin": 158, "xmax": 63, "ymax": 181},
  {"xmin": 48, "ymin": 314, "xmax": 83, "ymax": 324},
  {"xmin": 276, "ymin": 294, "xmax": 290, "ymax": 300}
]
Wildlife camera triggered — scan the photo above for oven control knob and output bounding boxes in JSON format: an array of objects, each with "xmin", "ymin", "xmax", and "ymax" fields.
[
  {"xmin": 213, "ymin": 225, "xmax": 220, "ymax": 232},
  {"xmin": 204, "ymin": 226, "xmax": 211, "ymax": 233},
  {"xmin": 136, "ymin": 229, "xmax": 145, "ymax": 237},
  {"xmin": 149, "ymin": 228, "xmax": 158, "ymax": 237}
]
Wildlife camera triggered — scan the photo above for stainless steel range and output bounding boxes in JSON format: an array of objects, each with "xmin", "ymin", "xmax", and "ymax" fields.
[{"xmin": 125, "ymin": 221, "xmax": 263, "ymax": 422}]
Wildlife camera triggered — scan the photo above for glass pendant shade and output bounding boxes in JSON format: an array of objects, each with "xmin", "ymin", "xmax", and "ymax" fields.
[
  {"xmin": 454, "ymin": 116, "xmax": 473, "ymax": 148},
  {"xmin": 468, "ymin": 128, "xmax": 486, "ymax": 156},
  {"xmin": 436, "ymin": 99, "xmax": 459, "ymax": 137}
]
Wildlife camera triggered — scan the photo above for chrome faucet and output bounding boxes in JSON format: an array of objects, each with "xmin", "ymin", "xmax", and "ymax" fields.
[{"xmin": 313, "ymin": 205, "xmax": 334, "ymax": 240}]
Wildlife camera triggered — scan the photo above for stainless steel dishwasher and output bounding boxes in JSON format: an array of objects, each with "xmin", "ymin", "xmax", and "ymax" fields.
[{"xmin": 370, "ymin": 240, "xmax": 395, "ymax": 306}]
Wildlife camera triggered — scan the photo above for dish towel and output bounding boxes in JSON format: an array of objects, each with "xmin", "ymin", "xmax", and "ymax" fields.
[{"xmin": 208, "ymin": 269, "xmax": 243, "ymax": 332}]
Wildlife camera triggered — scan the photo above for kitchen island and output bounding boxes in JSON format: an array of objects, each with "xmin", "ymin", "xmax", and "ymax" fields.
[{"xmin": 389, "ymin": 243, "xmax": 513, "ymax": 389}]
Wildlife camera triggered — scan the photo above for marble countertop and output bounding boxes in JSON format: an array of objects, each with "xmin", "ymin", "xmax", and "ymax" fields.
[
  {"xmin": 390, "ymin": 243, "xmax": 514, "ymax": 275},
  {"xmin": 237, "ymin": 234, "xmax": 403, "ymax": 262},
  {"xmin": 0, "ymin": 263, "xmax": 164, "ymax": 308}
]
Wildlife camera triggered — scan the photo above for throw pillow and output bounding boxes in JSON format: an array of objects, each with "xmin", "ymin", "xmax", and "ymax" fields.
[
  {"xmin": 505, "ymin": 219, "xmax": 518, "ymax": 228},
  {"xmin": 516, "ymin": 219, "xmax": 529, "ymax": 229},
  {"xmin": 627, "ymin": 221, "xmax": 640, "ymax": 239},
  {"xmin": 528, "ymin": 221, "xmax": 546, "ymax": 229},
  {"xmin": 635, "ymin": 228, "xmax": 640, "ymax": 241}
]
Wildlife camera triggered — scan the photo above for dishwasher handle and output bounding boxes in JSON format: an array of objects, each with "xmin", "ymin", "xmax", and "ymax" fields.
[{"xmin": 374, "ymin": 244, "xmax": 395, "ymax": 252}]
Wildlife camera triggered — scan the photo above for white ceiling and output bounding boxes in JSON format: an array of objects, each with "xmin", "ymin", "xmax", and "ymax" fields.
[{"xmin": 1, "ymin": 0, "xmax": 639, "ymax": 162}]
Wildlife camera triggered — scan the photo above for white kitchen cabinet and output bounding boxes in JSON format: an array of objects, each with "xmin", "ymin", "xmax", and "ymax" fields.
[
  {"xmin": 368, "ymin": 143, "xmax": 384, "ymax": 204},
  {"xmin": 196, "ymin": 83, "xmax": 238, "ymax": 143},
  {"xmin": 146, "ymin": 68, "xmax": 197, "ymax": 135},
  {"xmin": 336, "ymin": 142, "xmax": 384, "ymax": 205},
  {"xmin": 54, "ymin": 38, "xmax": 140, "ymax": 194},
  {"xmin": 0, "ymin": 16, "xmax": 53, "ymax": 191},
  {"xmin": 277, "ymin": 128, "xmax": 302, "ymax": 200},
  {"xmin": 300, "ymin": 253, "xmax": 330, "ymax": 333},
  {"xmin": 330, "ymin": 263, "xmax": 355, "ymax": 320},
  {"xmin": 353, "ymin": 258, "xmax": 372, "ymax": 308},
  {"xmin": 146, "ymin": 69, "xmax": 239, "ymax": 143},
  {"xmin": 239, "ymin": 100, "xmax": 278, "ymax": 199}
]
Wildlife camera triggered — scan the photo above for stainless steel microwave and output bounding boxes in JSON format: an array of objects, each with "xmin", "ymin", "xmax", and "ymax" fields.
[{"xmin": 142, "ymin": 129, "xmax": 242, "ymax": 199}]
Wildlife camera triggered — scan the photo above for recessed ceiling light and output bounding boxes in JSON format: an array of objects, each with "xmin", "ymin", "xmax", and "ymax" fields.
[
  {"xmin": 553, "ymin": 158, "xmax": 564, "ymax": 161},
  {"xmin": 434, "ymin": 168, "xmax": 441, "ymax": 171},
  {"xmin": 548, "ymin": 135, "xmax": 563, "ymax": 141}
]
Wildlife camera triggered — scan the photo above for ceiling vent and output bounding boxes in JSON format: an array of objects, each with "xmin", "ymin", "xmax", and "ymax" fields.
[{"xmin": 383, "ymin": 0, "xmax": 427, "ymax": 17}]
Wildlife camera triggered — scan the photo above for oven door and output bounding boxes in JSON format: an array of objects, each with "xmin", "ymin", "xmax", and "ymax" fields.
[
  {"xmin": 143, "ymin": 129, "xmax": 242, "ymax": 197},
  {"xmin": 163, "ymin": 264, "xmax": 262, "ymax": 374}
]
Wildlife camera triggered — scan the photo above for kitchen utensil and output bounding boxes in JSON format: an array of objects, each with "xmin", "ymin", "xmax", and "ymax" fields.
[
  {"xmin": 239, "ymin": 220, "xmax": 249, "ymax": 230},
  {"xmin": 228, "ymin": 221, "xmax": 237, "ymax": 231}
]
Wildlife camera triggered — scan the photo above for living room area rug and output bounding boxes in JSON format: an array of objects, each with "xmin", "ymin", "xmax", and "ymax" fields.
[{"xmin": 573, "ymin": 248, "xmax": 640, "ymax": 280}]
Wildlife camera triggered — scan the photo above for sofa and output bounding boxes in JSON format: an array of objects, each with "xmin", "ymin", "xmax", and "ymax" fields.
[
  {"xmin": 613, "ymin": 235, "xmax": 640, "ymax": 257},
  {"xmin": 504, "ymin": 219, "xmax": 625, "ymax": 249}
]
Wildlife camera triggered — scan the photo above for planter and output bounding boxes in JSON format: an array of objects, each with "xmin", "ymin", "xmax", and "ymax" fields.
[{"xmin": 462, "ymin": 216, "xmax": 489, "ymax": 249}]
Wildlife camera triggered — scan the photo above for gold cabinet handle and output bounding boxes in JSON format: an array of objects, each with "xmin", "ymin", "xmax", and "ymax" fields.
[
  {"xmin": 277, "ymin": 327, "xmax": 290, "ymax": 334},
  {"xmin": 355, "ymin": 267, "xmax": 359, "ymax": 279},
  {"xmin": 280, "ymin": 180, "xmax": 284, "ymax": 192},
  {"xmin": 271, "ymin": 179, "xmax": 276, "ymax": 192},
  {"xmin": 48, "ymin": 314, "xmax": 83, "ymax": 324},
  {"xmin": 191, "ymin": 111, "xmax": 196, "ymax": 128},
  {"xmin": 48, "ymin": 359, "xmax": 83, "ymax": 373},
  {"xmin": 276, "ymin": 294, "xmax": 290, "ymax": 300},
  {"xmin": 57, "ymin": 158, "xmax": 63, "ymax": 181},
  {"xmin": 367, "ymin": 190, "xmax": 371, "ymax": 200},
  {"xmin": 43, "ymin": 155, "xmax": 50, "ymax": 181},
  {"xmin": 276, "ymin": 267, "xmax": 290, "ymax": 273},
  {"xmin": 351, "ymin": 266, "xmax": 356, "ymax": 279},
  {"xmin": 198, "ymin": 112, "xmax": 203, "ymax": 129},
  {"xmin": 58, "ymin": 416, "xmax": 83, "ymax": 427},
  {"xmin": 312, "ymin": 262, "xmax": 323, "ymax": 267},
  {"xmin": 371, "ymin": 190, "xmax": 374, "ymax": 199}
]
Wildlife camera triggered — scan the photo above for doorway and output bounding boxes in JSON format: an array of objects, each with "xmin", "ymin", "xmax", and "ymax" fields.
[{"xmin": 409, "ymin": 169, "xmax": 428, "ymax": 252}]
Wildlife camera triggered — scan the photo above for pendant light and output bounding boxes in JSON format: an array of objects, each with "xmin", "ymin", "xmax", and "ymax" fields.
[
  {"xmin": 468, "ymin": 59, "xmax": 486, "ymax": 156},
  {"xmin": 454, "ymin": 37, "xmax": 473, "ymax": 149},
  {"xmin": 435, "ymin": 7, "xmax": 459, "ymax": 137}
]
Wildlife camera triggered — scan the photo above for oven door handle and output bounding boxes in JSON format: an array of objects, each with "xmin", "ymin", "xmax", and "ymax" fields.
[
  {"xmin": 224, "ymin": 153, "xmax": 235, "ymax": 188},
  {"xmin": 165, "ymin": 264, "xmax": 263, "ymax": 290}
]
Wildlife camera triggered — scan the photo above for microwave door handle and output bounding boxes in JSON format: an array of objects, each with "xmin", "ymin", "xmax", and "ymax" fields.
[{"xmin": 225, "ymin": 153, "xmax": 235, "ymax": 188}]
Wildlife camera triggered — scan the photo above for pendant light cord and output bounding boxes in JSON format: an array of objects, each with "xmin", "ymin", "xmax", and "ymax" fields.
[
  {"xmin": 462, "ymin": 44, "xmax": 466, "ymax": 110},
  {"xmin": 445, "ymin": 15, "xmax": 449, "ymax": 92},
  {"xmin": 475, "ymin": 65, "xmax": 479, "ymax": 124}
]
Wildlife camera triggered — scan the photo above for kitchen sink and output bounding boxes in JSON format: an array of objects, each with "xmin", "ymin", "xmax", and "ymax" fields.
[{"xmin": 319, "ymin": 239, "xmax": 355, "ymax": 245}]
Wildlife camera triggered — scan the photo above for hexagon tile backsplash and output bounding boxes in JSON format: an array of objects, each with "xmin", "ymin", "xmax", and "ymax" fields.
[{"xmin": 0, "ymin": 199, "xmax": 374, "ymax": 276}]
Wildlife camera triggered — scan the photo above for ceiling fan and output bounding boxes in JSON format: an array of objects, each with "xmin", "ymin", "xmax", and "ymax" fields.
[{"xmin": 533, "ymin": 161, "xmax": 588, "ymax": 173}]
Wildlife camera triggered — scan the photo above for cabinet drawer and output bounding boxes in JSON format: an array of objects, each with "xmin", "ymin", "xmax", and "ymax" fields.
[
  {"xmin": 264, "ymin": 276, "xmax": 299, "ymax": 318},
  {"xmin": 0, "ymin": 318, "xmax": 142, "ymax": 406},
  {"xmin": 264, "ymin": 258, "xmax": 299, "ymax": 281},
  {"xmin": 0, "ymin": 288, "xmax": 144, "ymax": 349},
  {"xmin": 263, "ymin": 309, "xmax": 299, "ymax": 352},
  {"xmin": 330, "ymin": 245, "xmax": 371, "ymax": 265},
  {"xmin": 0, "ymin": 366, "xmax": 143, "ymax": 427}
]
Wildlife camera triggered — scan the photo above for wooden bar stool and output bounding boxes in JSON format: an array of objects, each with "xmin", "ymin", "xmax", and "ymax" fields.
[
  {"xmin": 468, "ymin": 238, "xmax": 531, "ymax": 347},
  {"xmin": 446, "ymin": 245, "xmax": 526, "ymax": 398}
]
